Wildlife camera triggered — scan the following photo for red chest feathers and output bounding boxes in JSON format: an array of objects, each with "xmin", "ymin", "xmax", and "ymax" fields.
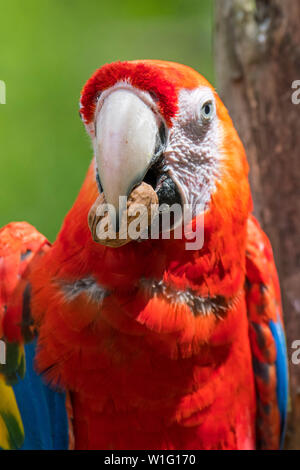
[{"xmin": 32, "ymin": 272, "xmax": 256, "ymax": 450}]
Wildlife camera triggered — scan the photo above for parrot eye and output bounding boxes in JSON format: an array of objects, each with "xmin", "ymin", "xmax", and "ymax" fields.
[{"xmin": 200, "ymin": 101, "xmax": 214, "ymax": 121}]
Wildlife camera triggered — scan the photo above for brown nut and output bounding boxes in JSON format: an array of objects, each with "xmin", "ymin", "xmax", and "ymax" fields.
[{"xmin": 88, "ymin": 182, "xmax": 159, "ymax": 248}]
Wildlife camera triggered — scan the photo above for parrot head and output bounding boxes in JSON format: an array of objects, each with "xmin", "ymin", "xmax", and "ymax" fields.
[{"xmin": 80, "ymin": 60, "xmax": 251, "ymax": 245}]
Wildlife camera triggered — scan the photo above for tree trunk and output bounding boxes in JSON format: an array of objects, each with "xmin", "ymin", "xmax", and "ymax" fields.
[{"xmin": 214, "ymin": 0, "xmax": 300, "ymax": 449}]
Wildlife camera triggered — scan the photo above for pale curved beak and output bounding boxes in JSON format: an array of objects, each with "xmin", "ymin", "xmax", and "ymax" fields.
[{"xmin": 94, "ymin": 89, "xmax": 159, "ymax": 231}]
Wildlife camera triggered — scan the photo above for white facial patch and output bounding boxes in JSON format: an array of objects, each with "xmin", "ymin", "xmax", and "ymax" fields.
[{"xmin": 163, "ymin": 87, "xmax": 223, "ymax": 215}]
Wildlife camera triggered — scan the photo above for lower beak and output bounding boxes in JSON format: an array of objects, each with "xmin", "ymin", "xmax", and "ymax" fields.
[{"xmin": 94, "ymin": 89, "xmax": 159, "ymax": 231}]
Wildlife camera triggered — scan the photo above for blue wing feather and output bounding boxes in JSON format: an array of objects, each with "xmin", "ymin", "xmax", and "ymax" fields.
[
  {"xmin": 269, "ymin": 316, "xmax": 289, "ymax": 448},
  {"xmin": 12, "ymin": 340, "xmax": 69, "ymax": 450}
]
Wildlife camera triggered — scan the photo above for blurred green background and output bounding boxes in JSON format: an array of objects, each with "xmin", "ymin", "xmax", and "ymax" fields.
[{"xmin": 0, "ymin": 0, "xmax": 213, "ymax": 241}]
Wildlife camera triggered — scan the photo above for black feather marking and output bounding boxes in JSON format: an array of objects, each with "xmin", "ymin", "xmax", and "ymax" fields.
[
  {"xmin": 20, "ymin": 249, "xmax": 32, "ymax": 261},
  {"xmin": 140, "ymin": 278, "xmax": 237, "ymax": 318},
  {"xmin": 21, "ymin": 283, "xmax": 36, "ymax": 341}
]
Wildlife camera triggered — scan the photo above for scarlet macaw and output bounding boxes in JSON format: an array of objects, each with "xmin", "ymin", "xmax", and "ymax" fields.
[{"xmin": 0, "ymin": 60, "xmax": 288, "ymax": 450}]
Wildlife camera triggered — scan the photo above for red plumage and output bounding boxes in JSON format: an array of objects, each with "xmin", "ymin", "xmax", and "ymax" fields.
[
  {"xmin": 1, "ymin": 60, "xmax": 286, "ymax": 450},
  {"xmin": 0, "ymin": 222, "xmax": 49, "ymax": 342}
]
